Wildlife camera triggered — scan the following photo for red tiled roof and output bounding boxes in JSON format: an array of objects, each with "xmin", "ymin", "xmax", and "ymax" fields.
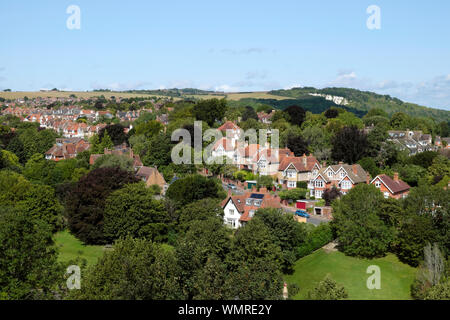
[
  {"xmin": 213, "ymin": 138, "xmax": 235, "ymax": 152},
  {"xmin": 221, "ymin": 190, "xmax": 281, "ymax": 222},
  {"xmin": 279, "ymin": 155, "xmax": 319, "ymax": 172},
  {"xmin": 377, "ymin": 174, "xmax": 410, "ymax": 194},
  {"xmin": 218, "ymin": 121, "xmax": 240, "ymax": 132}
]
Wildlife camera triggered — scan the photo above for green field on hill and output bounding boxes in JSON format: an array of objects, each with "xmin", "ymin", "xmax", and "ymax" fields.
[{"xmin": 284, "ymin": 249, "xmax": 417, "ymax": 300}]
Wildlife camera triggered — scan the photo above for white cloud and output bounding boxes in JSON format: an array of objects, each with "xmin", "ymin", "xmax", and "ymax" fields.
[{"xmin": 214, "ymin": 84, "xmax": 240, "ymax": 92}]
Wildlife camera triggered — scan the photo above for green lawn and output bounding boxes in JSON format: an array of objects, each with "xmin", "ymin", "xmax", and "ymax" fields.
[
  {"xmin": 284, "ymin": 249, "xmax": 417, "ymax": 300},
  {"xmin": 54, "ymin": 230, "xmax": 105, "ymax": 266}
]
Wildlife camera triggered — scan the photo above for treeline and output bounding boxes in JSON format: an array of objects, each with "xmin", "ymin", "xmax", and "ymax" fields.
[{"xmin": 269, "ymin": 87, "xmax": 450, "ymax": 122}]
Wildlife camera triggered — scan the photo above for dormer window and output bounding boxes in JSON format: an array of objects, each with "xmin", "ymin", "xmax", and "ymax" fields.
[
  {"xmin": 340, "ymin": 171, "xmax": 345, "ymax": 178},
  {"xmin": 327, "ymin": 171, "xmax": 333, "ymax": 177},
  {"xmin": 375, "ymin": 181, "xmax": 381, "ymax": 188}
]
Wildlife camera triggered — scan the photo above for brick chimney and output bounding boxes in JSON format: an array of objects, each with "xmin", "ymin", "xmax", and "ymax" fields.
[
  {"xmin": 394, "ymin": 172, "xmax": 399, "ymax": 182},
  {"xmin": 366, "ymin": 173, "xmax": 371, "ymax": 184},
  {"xmin": 352, "ymin": 164, "xmax": 357, "ymax": 175},
  {"xmin": 303, "ymin": 154, "xmax": 307, "ymax": 167},
  {"xmin": 339, "ymin": 161, "xmax": 344, "ymax": 165},
  {"xmin": 227, "ymin": 188, "xmax": 232, "ymax": 197}
]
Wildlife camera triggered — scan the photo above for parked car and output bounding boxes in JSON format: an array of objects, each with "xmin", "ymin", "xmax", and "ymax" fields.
[
  {"xmin": 227, "ymin": 183, "xmax": 237, "ymax": 190},
  {"xmin": 295, "ymin": 210, "xmax": 310, "ymax": 218}
]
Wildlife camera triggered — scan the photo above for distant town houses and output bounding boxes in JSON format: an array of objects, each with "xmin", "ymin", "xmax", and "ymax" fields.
[
  {"xmin": 308, "ymin": 163, "xmax": 369, "ymax": 199},
  {"xmin": 221, "ymin": 187, "xmax": 281, "ymax": 229},
  {"xmin": 0, "ymin": 106, "xmax": 138, "ymax": 139},
  {"xmin": 370, "ymin": 173, "xmax": 410, "ymax": 199},
  {"xmin": 387, "ymin": 130, "xmax": 436, "ymax": 155},
  {"xmin": 45, "ymin": 137, "xmax": 90, "ymax": 161}
]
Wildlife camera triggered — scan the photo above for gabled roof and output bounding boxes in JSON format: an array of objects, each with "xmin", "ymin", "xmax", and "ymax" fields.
[
  {"xmin": 136, "ymin": 166, "xmax": 166, "ymax": 185},
  {"xmin": 218, "ymin": 121, "xmax": 241, "ymax": 132},
  {"xmin": 213, "ymin": 137, "xmax": 235, "ymax": 152},
  {"xmin": 279, "ymin": 154, "xmax": 319, "ymax": 172},
  {"xmin": 315, "ymin": 163, "xmax": 368, "ymax": 184},
  {"xmin": 371, "ymin": 174, "xmax": 410, "ymax": 194},
  {"xmin": 221, "ymin": 190, "xmax": 281, "ymax": 222}
]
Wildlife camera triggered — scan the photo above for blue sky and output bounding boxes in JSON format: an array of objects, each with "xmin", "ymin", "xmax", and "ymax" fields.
[{"xmin": 1, "ymin": 0, "xmax": 450, "ymax": 110}]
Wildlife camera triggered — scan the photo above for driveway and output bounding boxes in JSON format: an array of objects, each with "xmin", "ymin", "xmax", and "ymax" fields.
[
  {"xmin": 222, "ymin": 182, "xmax": 245, "ymax": 195},
  {"xmin": 281, "ymin": 204, "xmax": 330, "ymax": 226}
]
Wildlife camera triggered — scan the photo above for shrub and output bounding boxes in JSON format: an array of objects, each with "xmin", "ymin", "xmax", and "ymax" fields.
[
  {"xmin": 279, "ymin": 188, "xmax": 308, "ymax": 201},
  {"xmin": 297, "ymin": 224, "xmax": 334, "ymax": 258},
  {"xmin": 297, "ymin": 181, "xmax": 307, "ymax": 189}
]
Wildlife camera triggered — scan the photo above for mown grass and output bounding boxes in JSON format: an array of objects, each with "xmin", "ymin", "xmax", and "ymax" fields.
[
  {"xmin": 54, "ymin": 230, "xmax": 105, "ymax": 266},
  {"xmin": 284, "ymin": 249, "xmax": 417, "ymax": 300}
]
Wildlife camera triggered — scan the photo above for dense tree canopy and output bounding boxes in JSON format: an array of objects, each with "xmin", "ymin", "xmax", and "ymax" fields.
[
  {"xmin": 193, "ymin": 99, "xmax": 227, "ymax": 126},
  {"xmin": 331, "ymin": 126, "xmax": 368, "ymax": 164},
  {"xmin": 0, "ymin": 211, "xmax": 61, "ymax": 300},
  {"xmin": 332, "ymin": 184, "xmax": 394, "ymax": 258},
  {"xmin": 166, "ymin": 174, "xmax": 223, "ymax": 206},
  {"xmin": 283, "ymin": 105, "xmax": 306, "ymax": 126},
  {"xmin": 71, "ymin": 237, "xmax": 184, "ymax": 300},
  {"xmin": 103, "ymin": 183, "xmax": 170, "ymax": 242},
  {"xmin": 66, "ymin": 167, "xmax": 139, "ymax": 244},
  {"xmin": 99, "ymin": 123, "xmax": 127, "ymax": 146}
]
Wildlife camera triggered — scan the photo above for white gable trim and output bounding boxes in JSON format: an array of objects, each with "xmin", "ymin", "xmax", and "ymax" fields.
[
  {"xmin": 312, "ymin": 172, "xmax": 328, "ymax": 182},
  {"xmin": 338, "ymin": 174, "xmax": 355, "ymax": 185},
  {"xmin": 283, "ymin": 163, "xmax": 299, "ymax": 174},
  {"xmin": 324, "ymin": 166, "xmax": 335, "ymax": 175},
  {"xmin": 370, "ymin": 176, "xmax": 394, "ymax": 194}
]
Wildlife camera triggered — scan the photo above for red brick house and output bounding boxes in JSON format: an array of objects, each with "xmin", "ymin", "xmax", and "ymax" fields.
[
  {"xmin": 370, "ymin": 173, "xmax": 410, "ymax": 199},
  {"xmin": 308, "ymin": 163, "xmax": 369, "ymax": 199},
  {"xmin": 277, "ymin": 154, "xmax": 321, "ymax": 189}
]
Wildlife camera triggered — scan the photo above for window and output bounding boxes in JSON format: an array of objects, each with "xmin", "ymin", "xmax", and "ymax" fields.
[
  {"xmin": 288, "ymin": 181, "xmax": 296, "ymax": 188},
  {"xmin": 226, "ymin": 219, "xmax": 236, "ymax": 228},
  {"xmin": 340, "ymin": 171, "xmax": 345, "ymax": 178},
  {"xmin": 249, "ymin": 210, "xmax": 255, "ymax": 218},
  {"xmin": 315, "ymin": 180, "xmax": 324, "ymax": 188},
  {"xmin": 287, "ymin": 170, "xmax": 296, "ymax": 178},
  {"xmin": 229, "ymin": 209, "xmax": 234, "ymax": 216},
  {"xmin": 327, "ymin": 171, "xmax": 333, "ymax": 177},
  {"xmin": 384, "ymin": 192, "xmax": 390, "ymax": 199},
  {"xmin": 254, "ymin": 200, "xmax": 262, "ymax": 207},
  {"xmin": 315, "ymin": 190, "xmax": 323, "ymax": 199},
  {"xmin": 375, "ymin": 181, "xmax": 381, "ymax": 188},
  {"xmin": 246, "ymin": 199, "xmax": 252, "ymax": 206},
  {"xmin": 341, "ymin": 180, "xmax": 351, "ymax": 189}
]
